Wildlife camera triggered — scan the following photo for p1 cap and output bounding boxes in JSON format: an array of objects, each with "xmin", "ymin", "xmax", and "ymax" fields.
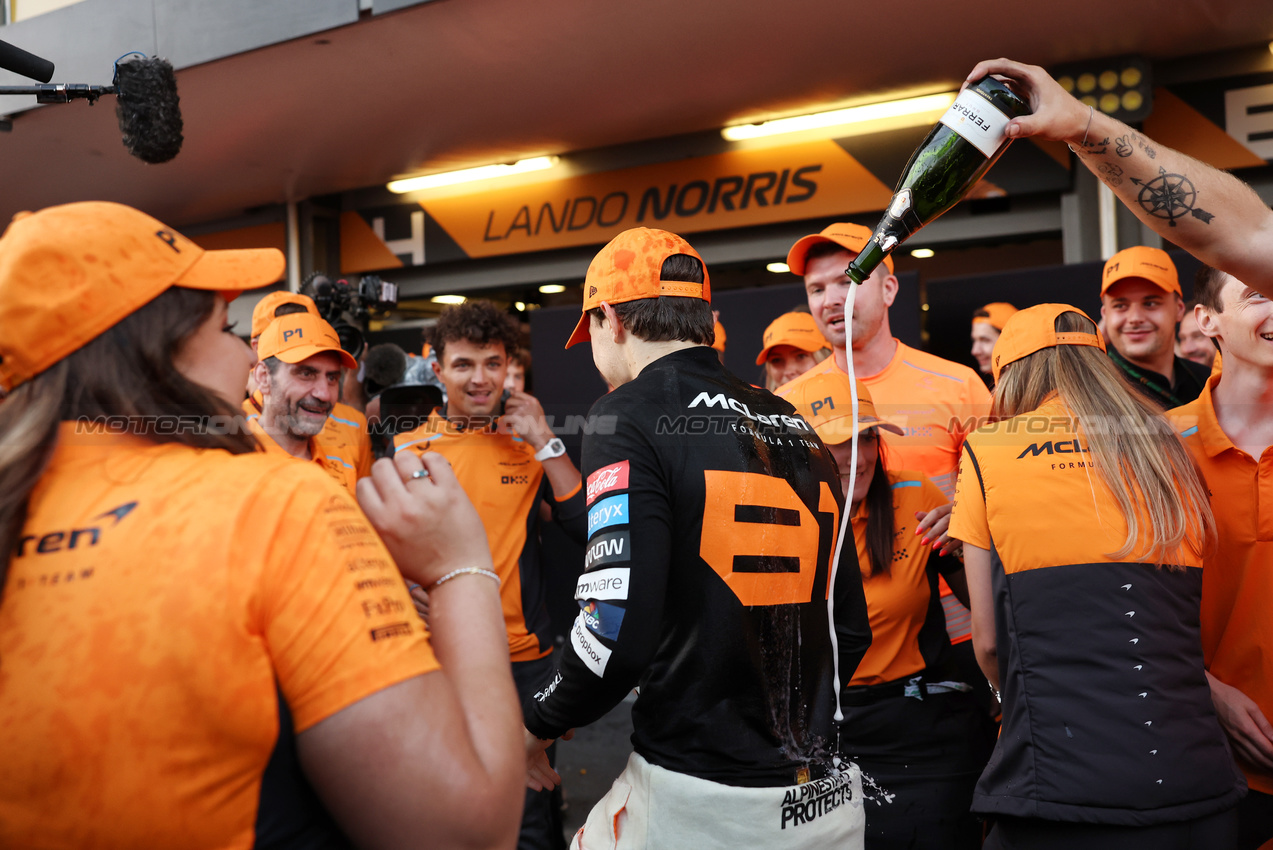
[
  {"xmin": 972, "ymin": 302, "xmax": 1019, "ymax": 331},
  {"xmin": 711, "ymin": 319, "xmax": 727, "ymax": 353},
  {"xmin": 991, "ymin": 303, "xmax": 1106, "ymax": 383},
  {"xmin": 786, "ymin": 222, "xmax": 895, "ymax": 276},
  {"xmin": 756, "ymin": 312, "xmax": 829, "ymax": 365},
  {"xmin": 1101, "ymin": 246, "xmax": 1181, "ymax": 297},
  {"xmin": 0, "ymin": 201, "xmax": 285, "ymax": 395},
  {"xmin": 251, "ymin": 291, "xmax": 318, "ymax": 340},
  {"xmin": 784, "ymin": 369, "xmax": 902, "ymax": 446},
  {"xmin": 565, "ymin": 227, "xmax": 710, "ymax": 349},
  {"xmin": 257, "ymin": 312, "xmax": 358, "ymax": 370}
]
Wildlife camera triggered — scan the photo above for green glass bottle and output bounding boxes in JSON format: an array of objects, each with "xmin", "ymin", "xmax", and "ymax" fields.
[{"xmin": 845, "ymin": 76, "xmax": 1032, "ymax": 283}]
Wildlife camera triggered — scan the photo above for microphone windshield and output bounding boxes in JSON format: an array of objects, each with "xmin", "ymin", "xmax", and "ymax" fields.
[{"xmin": 113, "ymin": 55, "xmax": 183, "ymax": 164}]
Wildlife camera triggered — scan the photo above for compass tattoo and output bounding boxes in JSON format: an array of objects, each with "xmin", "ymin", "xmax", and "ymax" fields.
[{"xmin": 1130, "ymin": 167, "xmax": 1215, "ymax": 226}]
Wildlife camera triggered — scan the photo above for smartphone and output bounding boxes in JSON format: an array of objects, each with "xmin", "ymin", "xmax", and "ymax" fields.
[{"xmin": 495, "ymin": 388, "xmax": 511, "ymax": 417}]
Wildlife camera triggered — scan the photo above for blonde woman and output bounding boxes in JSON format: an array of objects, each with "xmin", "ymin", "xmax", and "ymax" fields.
[{"xmin": 949, "ymin": 304, "xmax": 1243, "ymax": 849}]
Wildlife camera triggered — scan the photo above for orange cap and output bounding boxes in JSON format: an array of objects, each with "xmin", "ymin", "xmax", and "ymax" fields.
[
  {"xmin": 756, "ymin": 312, "xmax": 829, "ymax": 365},
  {"xmin": 991, "ymin": 303, "xmax": 1106, "ymax": 383},
  {"xmin": 784, "ymin": 369, "xmax": 902, "ymax": 445},
  {"xmin": 257, "ymin": 312, "xmax": 358, "ymax": 370},
  {"xmin": 972, "ymin": 302, "xmax": 1018, "ymax": 331},
  {"xmin": 565, "ymin": 228, "xmax": 710, "ymax": 349},
  {"xmin": 711, "ymin": 320, "xmax": 727, "ymax": 353},
  {"xmin": 786, "ymin": 222, "xmax": 895, "ymax": 276},
  {"xmin": 1101, "ymin": 246, "xmax": 1180, "ymax": 297},
  {"xmin": 0, "ymin": 201, "xmax": 284, "ymax": 395},
  {"xmin": 251, "ymin": 291, "xmax": 318, "ymax": 340}
]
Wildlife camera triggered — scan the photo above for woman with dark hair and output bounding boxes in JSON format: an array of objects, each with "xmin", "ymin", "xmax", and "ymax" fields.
[
  {"xmin": 950, "ymin": 304, "xmax": 1244, "ymax": 849},
  {"xmin": 0, "ymin": 202, "xmax": 523, "ymax": 849},
  {"xmin": 787, "ymin": 371, "xmax": 995, "ymax": 850}
]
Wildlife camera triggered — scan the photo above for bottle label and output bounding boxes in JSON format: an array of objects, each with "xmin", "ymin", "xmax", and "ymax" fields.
[{"xmin": 939, "ymin": 88, "xmax": 1011, "ymax": 158}]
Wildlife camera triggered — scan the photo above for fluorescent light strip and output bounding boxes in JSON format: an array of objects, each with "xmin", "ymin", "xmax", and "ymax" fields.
[
  {"xmin": 431, "ymin": 295, "xmax": 466, "ymax": 305},
  {"xmin": 539, "ymin": 284, "xmax": 566, "ymax": 294},
  {"xmin": 722, "ymin": 92, "xmax": 956, "ymax": 141},
  {"xmin": 388, "ymin": 156, "xmax": 558, "ymax": 194},
  {"xmin": 766, "ymin": 262, "xmax": 791, "ymax": 273}
]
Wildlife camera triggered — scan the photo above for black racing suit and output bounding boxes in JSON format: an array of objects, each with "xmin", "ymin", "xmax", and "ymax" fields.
[{"xmin": 524, "ymin": 347, "xmax": 871, "ymax": 787}]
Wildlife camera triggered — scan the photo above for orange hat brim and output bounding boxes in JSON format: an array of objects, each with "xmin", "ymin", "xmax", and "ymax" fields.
[
  {"xmin": 273, "ymin": 342, "xmax": 358, "ymax": 371},
  {"xmin": 565, "ymin": 312, "xmax": 591, "ymax": 349}
]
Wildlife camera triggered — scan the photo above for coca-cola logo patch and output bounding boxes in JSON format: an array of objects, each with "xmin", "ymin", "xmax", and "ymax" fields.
[{"xmin": 586, "ymin": 460, "xmax": 629, "ymax": 505}]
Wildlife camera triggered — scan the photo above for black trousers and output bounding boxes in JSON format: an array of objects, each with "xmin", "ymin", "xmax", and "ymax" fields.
[
  {"xmin": 839, "ymin": 688, "xmax": 996, "ymax": 850},
  {"xmin": 983, "ymin": 808, "xmax": 1238, "ymax": 850},
  {"xmin": 1238, "ymin": 788, "xmax": 1273, "ymax": 850},
  {"xmin": 512, "ymin": 655, "xmax": 567, "ymax": 850}
]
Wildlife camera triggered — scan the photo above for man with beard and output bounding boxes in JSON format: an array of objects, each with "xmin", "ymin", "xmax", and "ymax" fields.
[
  {"xmin": 250, "ymin": 312, "xmax": 360, "ymax": 493},
  {"xmin": 1101, "ymin": 246, "xmax": 1210, "ymax": 408}
]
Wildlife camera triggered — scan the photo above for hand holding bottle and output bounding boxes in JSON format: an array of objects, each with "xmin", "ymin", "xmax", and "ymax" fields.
[{"xmin": 960, "ymin": 58, "xmax": 1092, "ymax": 144}]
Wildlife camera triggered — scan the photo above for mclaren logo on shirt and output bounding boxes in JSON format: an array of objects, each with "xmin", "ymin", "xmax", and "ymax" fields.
[
  {"xmin": 1017, "ymin": 439, "xmax": 1089, "ymax": 458},
  {"xmin": 687, "ymin": 391, "xmax": 812, "ymax": 432},
  {"xmin": 576, "ymin": 567, "xmax": 630, "ymax": 601},
  {"xmin": 587, "ymin": 494, "xmax": 628, "ymax": 537},
  {"xmin": 15, "ymin": 501, "xmax": 139, "ymax": 558},
  {"xmin": 571, "ymin": 615, "xmax": 613, "ymax": 677}
]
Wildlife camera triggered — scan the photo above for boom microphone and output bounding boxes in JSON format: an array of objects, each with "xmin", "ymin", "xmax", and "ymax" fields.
[
  {"xmin": 0, "ymin": 52, "xmax": 183, "ymax": 164},
  {"xmin": 0, "ymin": 39, "xmax": 54, "ymax": 83},
  {"xmin": 113, "ymin": 55, "xmax": 183, "ymax": 164}
]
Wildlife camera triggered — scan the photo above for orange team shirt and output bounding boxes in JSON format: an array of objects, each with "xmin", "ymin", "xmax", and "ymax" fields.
[
  {"xmin": 324, "ymin": 402, "xmax": 374, "ymax": 479},
  {"xmin": 778, "ymin": 341, "xmax": 991, "ymax": 498},
  {"xmin": 395, "ymin": 411, "xmax": 583, "ymax": 663},
  {"xmin": 779, "ymin": 341, "xmax": 990, "ymax": 642},
  {"xmin": 850, "ymin": 470, "xmax": 956, "ymax": 686},
  {"xmin": 0, "ymin": 424, "xmax": 436, "ymax": 849},
  {"xmin": 243, "ymin": 395, "xmax": 361, "ymax": 494},
  {"xmin": 1170, "ymin": 375, "xmax": 1273, "ymax": 794}
]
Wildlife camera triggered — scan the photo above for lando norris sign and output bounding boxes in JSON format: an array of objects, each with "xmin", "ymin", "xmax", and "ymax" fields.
[{"xmin": 386, "ymin": 141, "xmax": 893, "ymax": 261}]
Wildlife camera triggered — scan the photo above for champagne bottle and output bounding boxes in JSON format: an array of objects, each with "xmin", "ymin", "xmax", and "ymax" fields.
[{"xmin": 845, "ymin": 76, "xmax": 1032, "ymax": 283}]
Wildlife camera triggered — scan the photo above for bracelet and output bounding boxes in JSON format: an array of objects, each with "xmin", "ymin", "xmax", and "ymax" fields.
[
  {"xmin": 1067, "ymin": 104, "xmax": 1094, "ymax": 154},
  {"xmin": 426, "ymin": 567, "xmax": 500, "ymax": 592}
]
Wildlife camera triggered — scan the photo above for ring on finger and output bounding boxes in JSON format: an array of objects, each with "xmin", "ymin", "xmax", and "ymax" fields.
[{"xmin": 410, "ymin": 469, "xmax": 430, "ymax": 480}]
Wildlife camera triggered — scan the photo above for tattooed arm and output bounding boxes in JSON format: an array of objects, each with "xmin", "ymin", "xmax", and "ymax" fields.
[{"xmin": 964, "ymin": 58, "xmax": 1273, "ymax": 296}]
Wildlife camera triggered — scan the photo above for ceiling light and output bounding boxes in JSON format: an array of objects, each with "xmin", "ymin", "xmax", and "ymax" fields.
[
  {"xmin": 539, "ymin": 284, "xmax": 566, "ymax": 294},
  {"xmin": 387, "ymin": 156, "xmax": 557, "ymax": 194},
  {"xmin": 514, "ymin": 301, "xmax": 527, "ymax": 312},
  {"xmin": 766, "ymin": 262, "xmax": 791, "ymax": 273},
  {"xmin": 431, "ymin": 294, "xmax": 466, "ymax": 305},
  {"xmin": 910, "ymin": 248, "xmax": 935, "ymax": 259},
  {"xmin": 722, "ymin": 92, "xmax": 957, "ymax": 141}
]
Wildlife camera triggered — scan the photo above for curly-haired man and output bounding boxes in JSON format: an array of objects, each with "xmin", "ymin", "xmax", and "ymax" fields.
[{"xmin": 395, "ymin": 299, "xmax": 586, "ymax": 850}]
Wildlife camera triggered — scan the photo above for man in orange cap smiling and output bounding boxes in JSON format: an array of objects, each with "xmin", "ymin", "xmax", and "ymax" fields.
[
  {"xmin": 251, "ymin": 312, "xmax": 360, "ymax": 493},
  {"xmin": 1101, "ymin": 245, "xmax": 1209, "ymax": 408}
]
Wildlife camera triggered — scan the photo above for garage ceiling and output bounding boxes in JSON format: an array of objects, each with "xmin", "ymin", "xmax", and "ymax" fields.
[{"xmin": 1, "ymin": 0, "xmax": 1271, "ymax": 228}]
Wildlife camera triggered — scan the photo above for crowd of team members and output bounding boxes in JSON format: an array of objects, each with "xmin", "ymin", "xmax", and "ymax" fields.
[{"xmin": 2, "ymin": 57, "xmax": 1273, "ymax": 850}]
